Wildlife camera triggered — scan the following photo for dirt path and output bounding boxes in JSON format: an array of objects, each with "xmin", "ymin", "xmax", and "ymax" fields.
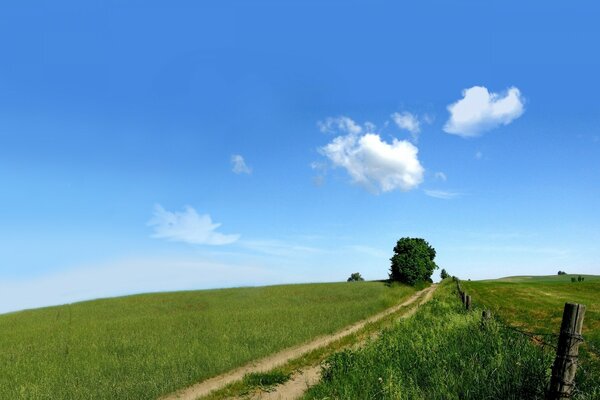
[
  {"xmin": 163, "ymin": 285, "xmax": 437, "ymax": 400},
  {"xmin": 248, "ymin": 284, "xmax": 438, "ymax": 400}
]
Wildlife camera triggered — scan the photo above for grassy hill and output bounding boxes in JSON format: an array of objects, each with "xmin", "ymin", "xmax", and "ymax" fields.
[
  {"xmin": 303, "ymin": 278, "xmax": 600, "ymax": 399},
  {"xmin": 480, "ymin": 274, "xmax": 600, "ymax": 283},
  {"xmin": 462, "ymin": 275, "xmax": 600, "ymax": 347},
  {"xmin": 0, "ymin": 281, "xmax": 415, "ymax": 400}
]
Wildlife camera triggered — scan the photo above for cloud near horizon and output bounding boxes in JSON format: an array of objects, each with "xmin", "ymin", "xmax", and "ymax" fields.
[
  {"xmin": 444, "ymin": 86, "xmax": 524, "ymax": 137},
  {"xmin": 319, "ymin": 117, "xmax": 424, "ymax": 193},
  {"xmin": 148, "ymin": 205, "xmax": 240, "ymax": 245}
]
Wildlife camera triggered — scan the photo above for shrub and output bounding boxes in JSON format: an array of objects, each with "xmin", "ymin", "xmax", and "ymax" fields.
[
  {"xmin": 440, "ymin": 269, "xmax": 449, "ymax": 280},
  {"xmin": 347, "ymin": 272, "xmax": 365, "ymax": 282}
]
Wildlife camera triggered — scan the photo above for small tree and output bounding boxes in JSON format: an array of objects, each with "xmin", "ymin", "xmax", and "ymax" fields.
[
  {"xmin": 389, "ymin": 237, "xmax": 438, "ymax": 286},
  {"xmin": 347, "ymin": 272, "xmax": 364, "ymax": 282},
  {"xmin": 571, "ymin": 277, "xmax": 576, "ymax": 283},
  {"xmin": 440, "ymin": 269, "xmax": 449, "ymax": 280},
  {"xmin": 558, "ymin": 271, "xmax": 567, "ymax": 275}
]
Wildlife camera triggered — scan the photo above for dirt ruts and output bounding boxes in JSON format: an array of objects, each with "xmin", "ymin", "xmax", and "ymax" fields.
[{"xmin": 163, "ymin": 285, "xmax": 437, "ymax": 400}]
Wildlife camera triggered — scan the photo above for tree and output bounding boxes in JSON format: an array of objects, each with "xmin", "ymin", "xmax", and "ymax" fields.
[
  {"xmin": 347, "ymin": 272, "xmax": 364, "ymax": 282},
  {"xmin": 440, "ymin": 269, "xmax": 449, "ymax": 280},
  {"xmin": 558, "ymin": 271, "xmax": 567, "ymax": 275},
  {"xmin": 389, "ymin": 237, "xmax": 438, "ymax": 286}
]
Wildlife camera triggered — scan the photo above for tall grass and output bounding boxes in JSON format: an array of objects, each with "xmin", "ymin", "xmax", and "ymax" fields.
[
  {"xmin": 463, "ymin": 277, "xmax": 600, "ymax": 398},
  {"xmin": 305, "ymin": 281, "xmax": 569, "ymax": 400},
  {"xmin": 0, "ymin": 281, "xmax": 414, "ymax": 400}
]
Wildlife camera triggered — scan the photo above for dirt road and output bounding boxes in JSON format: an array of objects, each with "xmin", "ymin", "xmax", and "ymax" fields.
[
  {"xmin": 248, "ymin": 284, "xmax": 438, "ymax": 400},
  {"xmin": 164, "ymin": 284, "xmax": 437, "ymax": 400}
]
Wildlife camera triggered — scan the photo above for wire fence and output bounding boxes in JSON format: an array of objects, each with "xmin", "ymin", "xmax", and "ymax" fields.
[{"xmin": 453, "ymin": 277, "xmax": 600, "ymax": 398}]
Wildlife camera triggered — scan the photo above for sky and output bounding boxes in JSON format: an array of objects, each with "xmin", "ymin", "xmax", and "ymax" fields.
[{"xmin": 1, "ymin": 1, "xmax": 599, "ymax": 313}]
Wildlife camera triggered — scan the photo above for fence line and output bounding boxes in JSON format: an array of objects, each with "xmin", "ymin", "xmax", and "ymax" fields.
[{"xmin": 452, "ymin": 277, "xmax": 594, "ymax": 400}]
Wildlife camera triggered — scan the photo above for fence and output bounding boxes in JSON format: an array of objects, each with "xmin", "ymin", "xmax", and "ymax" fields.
[{"xmin": 452, "ymin": 277, "xmax": 597, "ymax": 400}]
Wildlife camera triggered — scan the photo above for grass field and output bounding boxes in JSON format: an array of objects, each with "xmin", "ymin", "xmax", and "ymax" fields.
[
  {"xmin": 304, "ymin": 280, "xmax": 565, "ymax": 399},
  {"xmin": 462, "ymin": 275, "xmax": 600, "ymax": 348},
  {"xmin": 0, "ymin": 281, "xmax": 415, "ymax": 400}
]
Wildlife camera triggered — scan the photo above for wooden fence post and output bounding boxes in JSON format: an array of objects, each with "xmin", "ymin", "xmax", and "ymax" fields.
[
  {"xmin": 546, "ymin": 303, "xmax": 586, "ymax": 400},
  {"xmin": 482, "ymin": 310, "xmax": 491, "ymax": 320},
  {"xmin": 465, "ymin": 295, "xmax": 471, "ymax": 311}
]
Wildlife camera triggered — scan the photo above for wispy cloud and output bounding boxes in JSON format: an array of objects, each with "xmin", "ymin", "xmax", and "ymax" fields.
[
  {"xmin": 434, "ymin": 172, "xmax": 447, "ymax": 181},
  {"xmin": 231, "ymin": 154, "xmax": 252, "ymax": 174},
  {"xmin": 444, "ymin": 86, "xmax": 524, "ymax": 137},
  {"xmin": 319, "ymin": 116, "xmax": 424, "ymax": 194},
  {"xmin": 148, "ymin": 205, "xmax": 240, "ymax": 245},
  {"xmin": 391, "ymin": 111, "xmax": 421, "ymax": 141},
  {"xmin": 239, "ymin": 239, "xmax": 322, "ymax": 257},
  {"xmin": 424, "ymin": 189, "xmax": 461, "ymax": 199},
  {"xmin": 318, "ymin": 116, "xmax": 362, "ymax": 135}
]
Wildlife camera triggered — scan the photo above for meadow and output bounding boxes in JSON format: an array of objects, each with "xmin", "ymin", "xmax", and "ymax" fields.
[
  {"xmin": 462, "ymin": 275, "xmax": 600, "ymax": 349},
  {"xmin": 303, "ymin": 279, "xmax": 600, "ymax": 400},
  {"xmin": 0, "ymin": 281, "xmax": 414, "ymax": 400}
]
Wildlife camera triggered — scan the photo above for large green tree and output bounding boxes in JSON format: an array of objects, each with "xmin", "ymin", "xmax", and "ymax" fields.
[{"xmin": 389, "ymin": 237, "xmax": 438, "ymax": 285}]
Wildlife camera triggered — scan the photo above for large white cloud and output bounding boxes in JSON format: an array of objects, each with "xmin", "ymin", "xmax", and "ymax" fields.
[
  {"xmin": 444, "ymin": 86, "xmax": 524, "ymax": 137},
  {"xmin": 148, "ymin": 205, "xmax": 240, "ymax": 245},
  {"xmin": 320, "ymin": 123, "xmax": 424, "ymax": 193}
]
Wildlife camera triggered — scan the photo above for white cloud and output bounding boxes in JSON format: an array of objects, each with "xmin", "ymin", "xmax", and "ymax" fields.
[
  {"xmin": 391, "ymin": 112, "xmax": 421, "ymax": 136},
  {"xmin": 318, "ymin": 116, "xmax": 363, "ymax": 135},
  {"xmin": 434, "ymin": 172, "xmax": 447, "ymax": 181},
  {"xmin": 320, "ymin": 131, "xmax": 424, "ymax": 193},
  {"xmin": 444, "ymin": 86, "xmax": 524, "ymax": 137},
  {"xmin": 424, "ymin": 189, "xmax": 461, "ymax": 199},
  {"xmin": 148, "ymin": 205, "xmax": 240, "ymax": 245},
  {"xmin": 231, "ymin": 154, "xmax": 252, "ymax": 174}
]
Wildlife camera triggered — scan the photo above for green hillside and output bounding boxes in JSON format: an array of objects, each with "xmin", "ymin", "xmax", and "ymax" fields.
[
  {"xmin": 0, "ymin": 281, "xmax": 415, "ymax": 400},
  {"xmin": 462, "ymin": 275, "xmax": 600, "ymax": 345}
]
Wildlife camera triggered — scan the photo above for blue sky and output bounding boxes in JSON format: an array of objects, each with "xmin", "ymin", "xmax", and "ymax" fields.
[{"xmin": 1, "ymin": 1, "xmax": 599, "ymax": 313}]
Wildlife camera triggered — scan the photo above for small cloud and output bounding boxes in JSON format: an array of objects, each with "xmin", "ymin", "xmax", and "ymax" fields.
[
  {"xmin": 312, "ymin": 175, "xmax": 325, "ymax": 187},
  {"xmin": 444, "ymin": 86, "xmax": 525, "ymax": 137},
  {"xmin": 318, "ymin": 116, "xmax": 362, "ymax": 135},
  {"xmin": 424, "ymin": 189, "xmax": 461, "ymax": 200},
  {"xmin": 434, "ymin": 172, "xmax": 447, "ymax": 181},
  {"xmin": 231, "ymin": 154, "xmax": 252, "ymax": 174},
  {"xmin": 148, "ymin": 205, "xmax": 240, "ymax": 245},
  {"xmin": 320, "ymin": 132, "xmax": 424, "ymax": 193},
  {"xmin": 475, "ymin": 151, "xmax": 483, "ymax": 160},
  {"xmin": 391, "ymin": 111, "xmax": 420, "ymax": 135}
]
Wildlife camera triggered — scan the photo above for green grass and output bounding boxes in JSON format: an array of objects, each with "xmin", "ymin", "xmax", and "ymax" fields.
[
  {"xmin": 462, "ymin": 275, "xmax": 600, "ymax": 398},
  {"xmin": 203, "ymin": 286, "xmax": 431, "ymax": 400},
  {"xmin": 461, "ymin": 275, "xmax": 600, "ymax": 349},
  {"xmin": 479, "ymin": 274, "xmax": 600, "ymax": 283},
  {"xmin": 242, "ymin": 370, "xmax": 291, "ymax": 389},
  {"xmin": 0, "ymin": 281, "xmax": 415, "ymax": 400},
  {"xmin": 304, "ymin": 280, "xmax": 572, "ymax": 400}
]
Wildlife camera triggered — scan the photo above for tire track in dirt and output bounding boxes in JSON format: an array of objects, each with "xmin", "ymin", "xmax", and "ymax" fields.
[
  {"xmin": 247, "ymin": 284, "xmax": 438, "ymax": 400},
  {"xmin": 163, "ymin": 285, "xmax": 437, "ymax": 400}
]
